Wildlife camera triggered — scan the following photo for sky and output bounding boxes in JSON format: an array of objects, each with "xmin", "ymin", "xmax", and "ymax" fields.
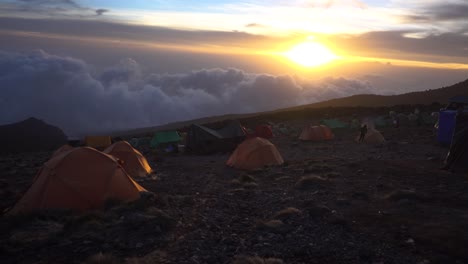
[{"xmin": 0, "ymin": 0, "xmax": 467, "ymax": 136}]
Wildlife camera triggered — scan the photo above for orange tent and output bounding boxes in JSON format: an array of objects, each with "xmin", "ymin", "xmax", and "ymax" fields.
[
  {"xmin": 226, "ymin": 137, "xmax": 284, "ymax": 170},
  {"xmin": 299, "ymin": 125, "xmax": 334, "ymax": 141},
  {"xmin": 9, "ymin": 147, "xmax": 146, "ymax": 214},
  {"xmin": 51, "ymin": 144, "xmax": 74, "ymax": 158},
  {"xmin": 104, "ymin": 141, "xmax": 152, "ymax": 178},
  {"xmin": 356, "ymin": 129, "xmax": 385, "ymax": 144},
  {"xmin": 84, "ymin": 136, "xmax": 112, "ymax": 149}
]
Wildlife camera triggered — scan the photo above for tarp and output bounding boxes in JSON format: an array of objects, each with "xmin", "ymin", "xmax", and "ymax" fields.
[
  {"xmin": 226, "ymin": 137, "xmax": 284, "ymax": 170},
  {"xmin": 320, "ymin": 119, "xmax": 348, "ymax": 129},
  {"xmin": 9, "ymin": 147, "xmax": 146, "ymax": 214},
  {"xmin": 299, "ymin": 125, "xmax": 334, "ymax": 141},
  {"xmin": 438, "ymin": 111, "xmax": 457, "ymax": 145},
  {"xmin": 104, "ymin": 141, "xmax": 152, "ymax": 177},
  {"xmin": 186, "ymin": 120, "xmax": 246, "ymax": 154},
  {"xmin": 84, "ymin": 136, "xmax": 112, "ymax": 149},
  {"xmin": 151, "ymin": 131, "xmax": 181, "ymax": 148}
]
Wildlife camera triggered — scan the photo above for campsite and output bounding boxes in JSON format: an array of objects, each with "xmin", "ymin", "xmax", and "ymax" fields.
[
  {"xmin": 1, "ymin": 97, "xmax": 468, "ymax": 263},
  {"xmin": 2, "ymin": 0, "xmax": 468, "ymax": 262}
]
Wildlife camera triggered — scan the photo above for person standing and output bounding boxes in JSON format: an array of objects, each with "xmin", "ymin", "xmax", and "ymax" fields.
[{"xmin": 359, "ymin": 124, "xmax": 368, "ymax": 143}]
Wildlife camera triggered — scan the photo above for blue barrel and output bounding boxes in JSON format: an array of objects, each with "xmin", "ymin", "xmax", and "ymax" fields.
[{"xmin": 438, "ymin": 110, "xmax": 457, "ymax": 145}]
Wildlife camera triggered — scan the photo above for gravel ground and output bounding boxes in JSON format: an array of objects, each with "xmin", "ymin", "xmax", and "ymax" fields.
[{"xmin": 1, "ymin": 123, "xmax": 467, "ymax": 264}]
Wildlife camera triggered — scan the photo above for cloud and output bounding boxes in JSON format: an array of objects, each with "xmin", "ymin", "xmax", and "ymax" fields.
[
  {"xmin": 95, "ymin": 9, "xmax": 108, "ymax": 16},
  {"xmin": 403, "ymin": 2, "xmax": 468, "ymax": 22},
  {"xmin": 245, "ymin": 23, "xmax": 267, "ymax": 28},
  {"xmin": 1, "ymin": 0, "xmax": 109, "ymax": 18},
  {"xmin": 1, "ymin": 17, "xmax": 468, "ymax": 65},
  {"xmin": 18, "ymin": 0, "xmax": 82, "ymax": 8},
  {"xmin": 331, "ymin": 30, "xmax": 468, "ymax": 63},
  {"xmin": 0, "ymin": 50, "xmax": 384, "ymax": 137}
]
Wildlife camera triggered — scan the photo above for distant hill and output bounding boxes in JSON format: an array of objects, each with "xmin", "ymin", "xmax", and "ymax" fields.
[
  {"xmin": 0, "ymin": 117, "xmax": 67, "ymax": 154},
  {"xmin": 115, "ymin": 78, "xmax": 468, "ymax": 137}
]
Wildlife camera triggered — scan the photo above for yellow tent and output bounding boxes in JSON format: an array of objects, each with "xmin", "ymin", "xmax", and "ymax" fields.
[
  {"xmin": 104, "ymin": 141, "xmax": 153, "ymax": 178},
  {"xmin": 84, "ymin": 136, "xmax": 112, "ymax": 149}
]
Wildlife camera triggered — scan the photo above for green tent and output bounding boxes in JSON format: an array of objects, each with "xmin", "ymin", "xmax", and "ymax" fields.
[
  {"xmin": 320, "ymin": 119, "xmax": 348, "ymax": 129},
  {"xmin": 151, "ymin": 131, "xmax": 181, "ymax": 148}
]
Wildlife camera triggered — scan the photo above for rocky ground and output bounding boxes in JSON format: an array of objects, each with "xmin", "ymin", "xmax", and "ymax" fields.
[{"xmin": 1, "ymin": 122, "xmax": 468, "ymax": 264}]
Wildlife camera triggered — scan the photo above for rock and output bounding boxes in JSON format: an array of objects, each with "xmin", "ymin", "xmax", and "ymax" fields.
[
  {"xmin": 295, "ymin": 175, "xmax": 328, "ymax": 190},
  {"xmin": 257, "ymin": 220, "xmax": 285, "ymax": 233},
  {"xmin": 273, "ymin": 207, "xmax": 302, "ymax": 220}
]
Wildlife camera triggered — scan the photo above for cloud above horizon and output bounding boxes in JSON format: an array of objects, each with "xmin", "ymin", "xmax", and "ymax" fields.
[
  {"xmin": 1, "ymin": 0, "xmax": 467, "ymax": 35},
  {"xmin": 1, "ymin": 0, "xmax": 108, "ymax": 18},
  {"xmin": 1, "ymin": 17, "xmax": 468, "ymax": 67},
  {"xmin": 0, "ymin": 50, "xmax": 394, "ymax": 137}
]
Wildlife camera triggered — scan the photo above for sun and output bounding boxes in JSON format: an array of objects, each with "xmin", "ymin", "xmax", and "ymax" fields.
[{"xmin": 285, "ymin": 42, "xmax": 338, "ymax": 67}]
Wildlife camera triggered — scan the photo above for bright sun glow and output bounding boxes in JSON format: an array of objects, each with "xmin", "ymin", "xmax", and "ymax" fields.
[{"xmin": 285, "ymin": 42, "xmax": 338, "ymax": 67}]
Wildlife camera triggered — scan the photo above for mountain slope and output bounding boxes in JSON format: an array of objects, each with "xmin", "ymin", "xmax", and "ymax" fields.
[
  {"xmin": 116, "ymin": 78, "xmax": 468, "ymax": 136},
  {"xmin": 287, "ymin": 78, "xmax": 468, "ymax": 110}
]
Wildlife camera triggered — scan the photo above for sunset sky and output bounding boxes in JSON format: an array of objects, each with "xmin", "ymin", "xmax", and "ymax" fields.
[{"xmin": 1, "ymin": 0, "xmax": 467, "ymax": 135}]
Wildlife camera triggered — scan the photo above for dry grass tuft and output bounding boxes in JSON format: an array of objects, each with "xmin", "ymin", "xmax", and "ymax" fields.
[
  {"xmin": 239, "ymin": 174, "xmax": 256, "ymax": 183},
  {"xmin": 384, "ymin": 190, "xmax": 430, "ymax": 202}
]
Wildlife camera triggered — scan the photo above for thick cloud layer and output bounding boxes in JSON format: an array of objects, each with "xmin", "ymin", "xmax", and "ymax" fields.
[{"xmin": 1, "ymin": 50, "xmax": 389, "ymax": 137}]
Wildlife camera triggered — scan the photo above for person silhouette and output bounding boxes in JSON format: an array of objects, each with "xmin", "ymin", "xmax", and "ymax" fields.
[{"xmin": 359, "ymin": 124, "xmax": 368, "ymax": 142}]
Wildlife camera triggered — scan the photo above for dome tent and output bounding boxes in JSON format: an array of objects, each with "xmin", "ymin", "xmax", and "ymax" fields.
[
  {"xmin": 104, "ymin": 141, "xmax": 153, "ymax": 178},
  {"xmin": 299, "ymin": 125, "xmax": 334, "ymax": 141},
  {"xmin": 226, "ymin": 137, "xmax": 284, "ymax": 170},
  {"xmin": 9, "ymin": 147, "xmax": 146, "ymax": 214}
]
